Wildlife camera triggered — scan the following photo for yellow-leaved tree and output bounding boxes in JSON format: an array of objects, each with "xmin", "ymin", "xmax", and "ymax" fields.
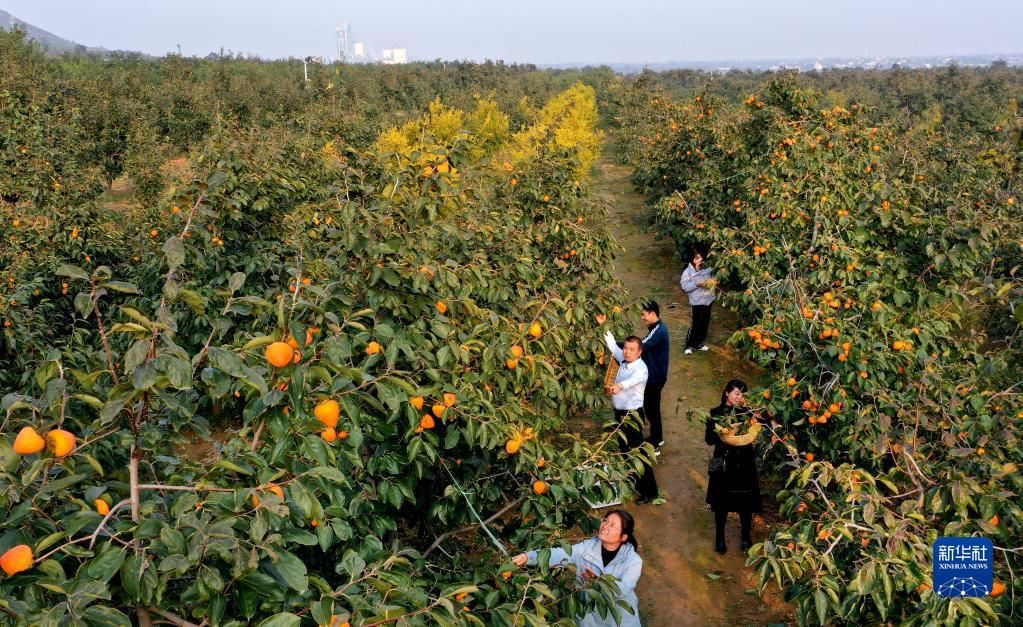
[{"xmin": 506, "ymin": 82, "xmax": 603, "ymax": 180}]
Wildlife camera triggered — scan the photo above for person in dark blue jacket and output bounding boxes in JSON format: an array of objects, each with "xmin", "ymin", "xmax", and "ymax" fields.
[
  {"xmin": 638, "ymin": 301, "xmax": 669, "ymax": 448},
  {"xmin": 597, "ymin": 301, "xmax": 670, "ymax": 450}
]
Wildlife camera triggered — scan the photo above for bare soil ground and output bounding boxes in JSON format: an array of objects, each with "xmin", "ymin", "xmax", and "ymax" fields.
[
  {"xmin": 100, "ymin": 155, "xmax": 193, "ymax": 212},
  {"xmin": 594, "ymin": 159, "xmax": 794, "ymax": 626},
  {"xmin": 100, "ymin": 176, "xmax": 135, "ymax": 212}
]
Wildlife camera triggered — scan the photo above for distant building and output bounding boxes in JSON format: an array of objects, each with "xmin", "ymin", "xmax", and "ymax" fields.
[
  {"xmin": 336, "ymin": 22, "xmax": 352, "ymax": 62},
  {"xmin": 381, "ymin": 48, "xmax": 407, "ymax": 64},
  {"xmin": 337, "ymin": 20, "xmax": 408, "ymax": 65}
]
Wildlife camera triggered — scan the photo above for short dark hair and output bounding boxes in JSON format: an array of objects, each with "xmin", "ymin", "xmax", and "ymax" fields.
[
  {"xmin": 689, "ymin": 242, "xmax": 710, "ymax": 262},
  {"xmin": 624, "ymin": 335, "xmax": 643, "ymax": 350},
  {"xmin": 641, "ymin": 300, "xmax": 659, "ymax": 316}
]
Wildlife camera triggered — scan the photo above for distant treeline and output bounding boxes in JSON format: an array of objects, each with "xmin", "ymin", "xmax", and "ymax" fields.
[{"xmin": 3, "ymin": 26, "xmax": 1022, "ymax": 207}]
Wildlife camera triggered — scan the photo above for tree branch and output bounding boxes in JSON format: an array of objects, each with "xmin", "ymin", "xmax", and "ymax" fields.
[
  {"xmin": 136, "ymin": 484, "xmax": 234, "ymax": 493},
  {"xmin": 422, "ymin": 498, "xmax": 522, "ymax": 559},
  {"xmin": 250, "ymin": 418, "xmax": 265, "ymax": 452},
  {"xmin": 89, "ymin": 498, "xmax": 131, "ymax": 548},
  {"xmin": 146, "ymin": 607, "xmax": 201, "ymax": 627},
  {"xmin": 91, "ymin": 289, "xmax": 120, "ymax": 386}
]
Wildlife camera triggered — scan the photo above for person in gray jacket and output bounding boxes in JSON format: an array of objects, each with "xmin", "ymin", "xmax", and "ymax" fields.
[
  {"xmin": 511, "ymin": 509, "xmax": 643, "ymax": 627},
  {"xmin": 679, "ymin": 244, "xmax": 716, "ymax": 354}
]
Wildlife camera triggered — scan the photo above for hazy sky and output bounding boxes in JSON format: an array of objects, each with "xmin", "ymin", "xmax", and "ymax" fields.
[{"xmin": 6, "ymin": 1, "xmax": 1022, "ymax": 63}]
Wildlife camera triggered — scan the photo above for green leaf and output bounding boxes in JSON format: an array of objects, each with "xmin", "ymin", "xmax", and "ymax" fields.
[
  {"xmin": 250, "ymin": 511, "xmax": 267, "ymax": 542},
  {"xmin": 209, "ymin": 595, "xmax": 227, "ymax": 626},
  {"xmin": 72, "ymin": 394, "xmax": 104, "ymax": 410},
  {"xmin": 44, "ymin": 377, "xmax": 66, "ymax": 407},
  {"xmin": 68, "ymin": 579, "xmax": 111, "ymax": 604},
  {"xmin": 280, "ymin": 528, "xmax": 319, "ymax": 545},
  {"xmin": 135, "ymin": 519, "xmax": 166, "ymax": 538},
  {"xmin": 35, "ymin": 531, "xmax": 68, "ymax": 553},
  {"xmin": 124, "ymin": 338, "xmax": 152, "ymax": 373},
  {"xmin": 0, "ymin": 440, "xmax": 19, "ymax": 472},
  {"xmin": 102, "ymin": 281, "xmax": 141, "ymax": 295},
  {"xmin": 216, "ymin": 459, "xmax": 254, "ymax": 476},
  {"xmin": 75, "ymin": 291, "xmax": 95, "ymax": 318},
  {"xmin": 160, "ymin": 527, "xmax": 188, "ymax": 554},
  {"xmin": 287, "ymin": 480, "xmax": 314, "ymax": 518},
  {"xmin": 38, "ymin": 473, "xmax": 88, "ymax": 495},
  {"xmin": 340, "ymin": 550, "xmax": 366, "ymax": 579},
  {"xmin": 120, "ymin": 307, "xmax": 157, "ymax": 329},
  {"xmin": 82, "ymin": 605, "xmax": 132, "ymax": 626},
  {"xmin": 82, "ymin": 455, "xmax": 109, "ymax": 479},
  {"xmin": 374, "ymin": 379, "xmax": 403, "ymax": 412},
  {"xmin": 86, "ymin": 545, "xmax": 127, "ymax": 583},
  {"xmin": 815, "ymin": 587, "xmax": 828, "ymax": 625},
  {"xmin": 163, "ymin": 236, "xmax": 186, "ymax": 270},
  {"xmin": 270, "ymin": 552, "xmax": 308, "ymax": 593},
  {"xmin": 119, "ymin": 556, "xmax": 143, "ymax": 601},
  {"xmin": 206, "ymin": 170, "xmax": 229, "ymax": 190},
  {"xmin": 133, "ymin": 363, "xmax": 158, "ymax": 390},
  {"xmin": 257, "ymin": 613, "xmax": 301, "ymax": 627},
  {"xmin": 158, "ymin": 554, "xmax": 191, "ymax": 574},
  {"xmin": 444, "ymin": 427, "xmax": 459, "ymax": 449},
  {"xmin": 56, "ymin": 264, "xmax": 90, "ymax": 280},
  {"xmin": 200, "ymin": 565, "xmax": 225, "ymax": 593},
  {"xmin": 177, "ymin": 289, "xmax": 206, "ymax": 315},
  {"xmin": 37, "ymin": 582, "xmax": 68, "ymax": 594},
  {"xmin": 209, "ymin": 346, "xmax": 246, "ymax": 376},
  {"xmin": 306, "ymin": 466, "xmax": 347, "ymax": 484},
  {"xmin": 162, "ymin": 356, "xmax": 193, "ymax": 390},
  {"xmin": 242, "ymin": 336, "xmax": 275, "ymax": 351},
  {"xmin": 99, "ymin": 397, "xmax": 128, "ymax": 425},
  {"xmin": 42, "ymin": 605, "xmax": 69, "ymax": 624}
]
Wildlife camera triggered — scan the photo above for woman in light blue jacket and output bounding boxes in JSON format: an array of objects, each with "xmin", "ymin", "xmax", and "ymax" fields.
[
  {"xmin": 679, "ymin": 244, "xmax": 716, "ymax": 354},
  {"xmin": 511, "ymin": 510, "xmax": 643, "ymax": 627}
]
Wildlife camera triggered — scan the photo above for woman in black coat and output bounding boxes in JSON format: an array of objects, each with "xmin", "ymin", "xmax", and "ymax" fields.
[{"xmin": 705, "ymin": 379, "xmax": 762, "ymax": 554}]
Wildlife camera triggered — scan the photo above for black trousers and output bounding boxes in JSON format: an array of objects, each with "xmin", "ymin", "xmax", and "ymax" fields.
[
  {"xmin": 715, "ymin": 509, "xmax": 752, "ymax": 543},
  {"xmin": 614, "ymin": 408, "xmax": 659, "ymax": 500},
  {"xmin": 643, "ymin": 380, "xmax": 665, "ymax": 445},
  {"xmin": 686, "ymin": 304, "xmax": 712, "ymax": 349}
]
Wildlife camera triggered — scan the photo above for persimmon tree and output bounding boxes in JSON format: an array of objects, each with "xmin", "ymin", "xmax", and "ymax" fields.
[
  {"xmin": 616, "ymin": 74, "xmax": 1022, "ymax": 625},
  {"xmin": 1, "ymin": 84, "xmax": 652, "ymax": 626}
]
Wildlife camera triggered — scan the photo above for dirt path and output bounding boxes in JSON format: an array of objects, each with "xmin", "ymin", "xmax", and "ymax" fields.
[{"xmin": 595, "ymin": 159, "xmax": 793, "ymax": 626}]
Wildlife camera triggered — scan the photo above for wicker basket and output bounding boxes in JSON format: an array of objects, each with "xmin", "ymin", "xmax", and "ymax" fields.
[
  {"xmin": 719, "ymin": 422, "xmax": 763, "ymax": 446},
  {"xmin": 603, "ymin": 357, "xmax": 620, "ymax": 391}
]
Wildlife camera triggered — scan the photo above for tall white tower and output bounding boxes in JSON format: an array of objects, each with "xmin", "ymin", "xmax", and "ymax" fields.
[{"xmin": 336, "ymin": 22, "xmax": 352, "ymax": 62}]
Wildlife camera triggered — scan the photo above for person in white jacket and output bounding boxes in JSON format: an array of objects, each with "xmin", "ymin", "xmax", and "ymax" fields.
[
  {"xmin": 512, "ymin": 509, "xmax": 644, "ymax": 627},
  {"xmin": 602, "ymin": 332, "xmax": 660, "ymax": 503},
  {"xmin": 679, "ymin": 245, "xmax": 716, "ymax": 354}
]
